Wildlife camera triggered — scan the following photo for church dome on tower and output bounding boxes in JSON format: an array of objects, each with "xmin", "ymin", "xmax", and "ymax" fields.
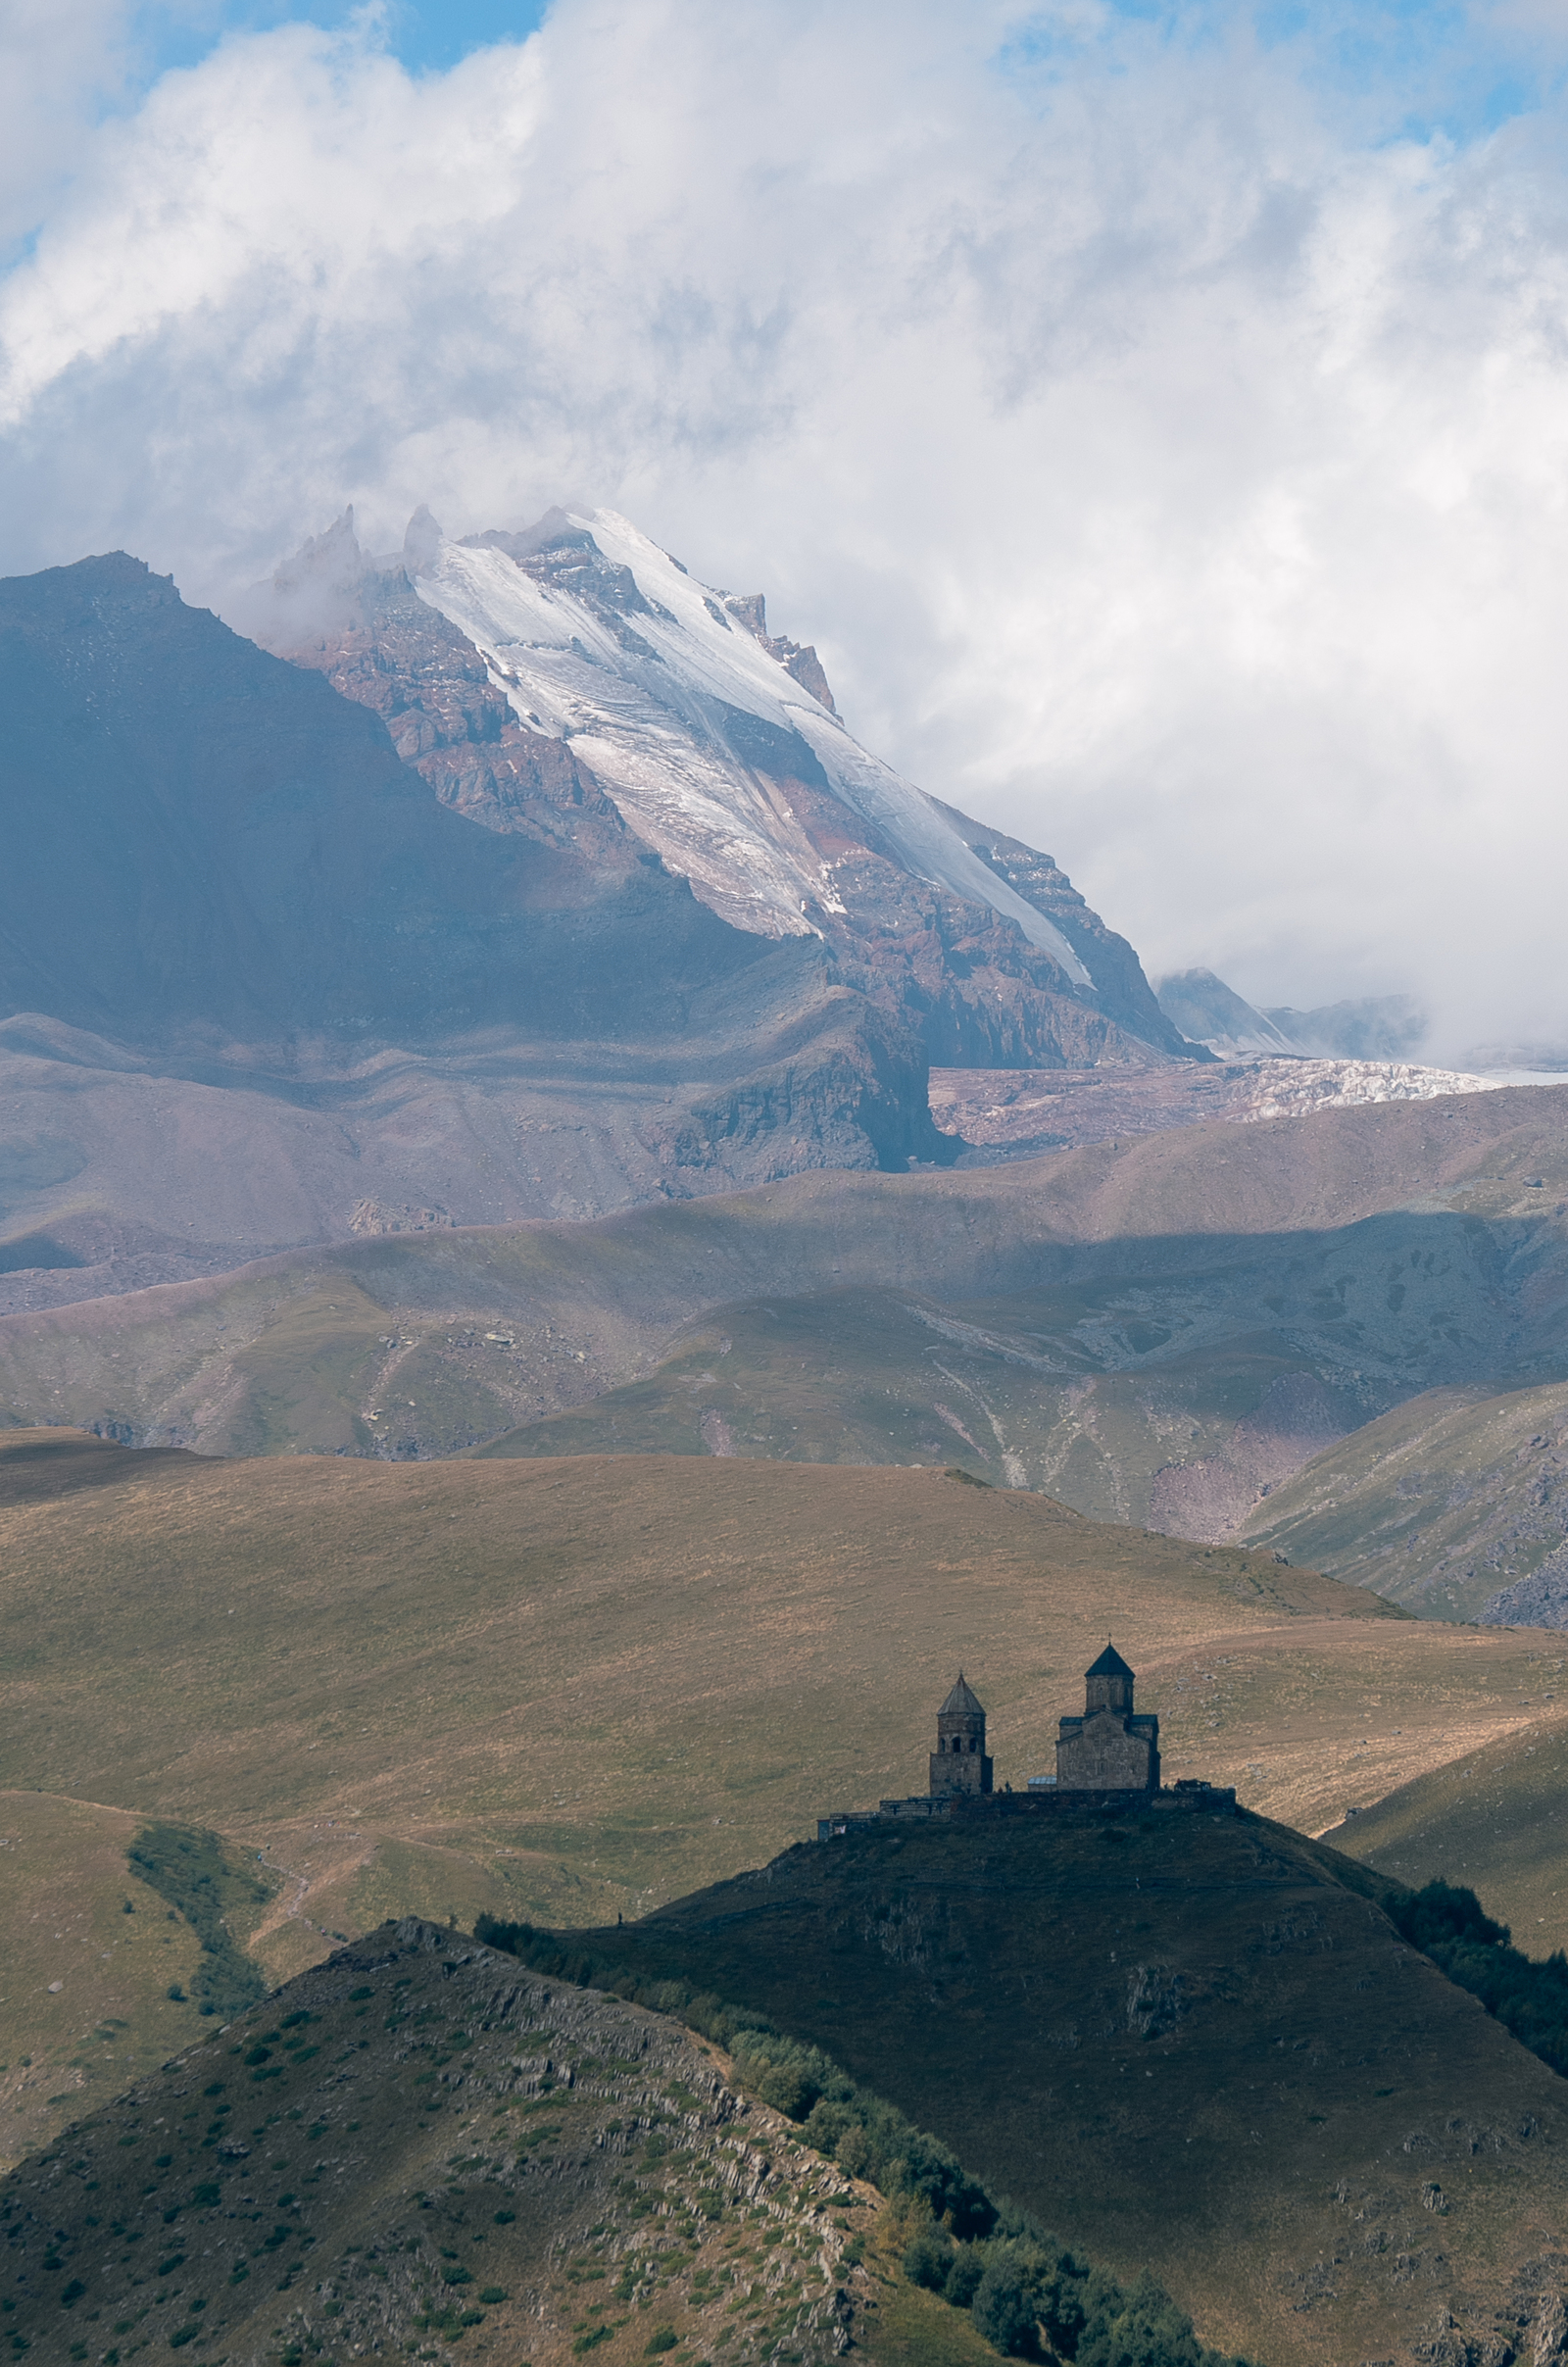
[
  {"xmin": 1056, "ymin": 1645, "xmax": 1159, "ymax": 1791},
  {"xmin": 939, "ymin": 1674, "xmax": 986, "ymax": 1718}
]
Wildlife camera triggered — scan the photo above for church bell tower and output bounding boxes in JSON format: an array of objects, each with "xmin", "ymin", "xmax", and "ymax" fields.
[{"xmin": 930, "ymin": 1673, "xmax": 993, "ymax": 1796}]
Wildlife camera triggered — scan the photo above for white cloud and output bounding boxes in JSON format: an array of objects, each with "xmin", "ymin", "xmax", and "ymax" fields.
[
  {"xmin": 0, "ymin": 0, "xmax": 143, "ymax": 248},
  {"xmin": 3, "ymin": 0, "xmax": 1568, "ymax": 1057}
]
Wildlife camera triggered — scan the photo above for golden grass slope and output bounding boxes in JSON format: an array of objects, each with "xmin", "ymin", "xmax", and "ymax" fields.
[
  {"xmin": 0, "ymin": 1795, "xmax": 218, "ymax": 2172},
  {"xmin": 0, "ymin": 1917, "xmax": 906, "ymax": 2367},
  {"xmin": 0, "ymin": 1429, "xmax": 1390, "ymax": 1923},
  {"xmin": 0, "ymin": 1428, "xmax": 1418, "ymax": 2158},
  {"xmin": 538, "ymin": 1814, "xmax": 1568, "ymax": 2367},
  {"xmin": 1326, "ymin": 1693, "xmax": 1568, "ymax": 1941}
]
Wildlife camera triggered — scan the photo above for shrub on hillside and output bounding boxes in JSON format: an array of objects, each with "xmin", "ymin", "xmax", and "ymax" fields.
[
  {"xmin": 971, "ymin": 2244, "xmax": 1047, "ymax": 2355},
  {"xmin": 1390, "ymin": 1880, "xmax": 1568, "ymax": 2079},
  {"xmin": 1392, "ymin": 1880, "xmax": 1508, "ymax": 1954},
  {"xmin": 473, "ymin": 1912, "xmax": 1254, "ymax": 2367}
]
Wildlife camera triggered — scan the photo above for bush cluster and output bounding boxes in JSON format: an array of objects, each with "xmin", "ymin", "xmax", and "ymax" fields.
[
  {"xmin": 127, "ymin": 1823, "xmax": 274, "ymax": 2020},
  {"xmin": 1390, "ymin": 1880, "xmax": 1568, "ymax": 2077},
  {"xmin": 903, "ymin": 2224, "xmax": 1249, "ymax": 2367},
  {"xmin": 472, "ymin": 1915, "xmax": 1253, "ymax": 2367}
]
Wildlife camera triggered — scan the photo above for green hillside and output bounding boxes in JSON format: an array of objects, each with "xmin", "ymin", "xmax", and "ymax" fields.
[
  {"xmin": 469, "ymin": 1283, "xmax": 1371, "ymax": 1530},
  {"xmin": 1241, "ymin": 1379, "xmax": 1568, "ymax": 1618},
  {"xmin": 1327, "ymin": 1701, "xmax": 1568, "ymax": 1938},
  {"xmin": 493, "ymin": 1813, "xmax": 1568, "ymax": 2367},
  {"xmin": 2, "ymin": 1089, "xmax": 1566, "ymax": 1517}
]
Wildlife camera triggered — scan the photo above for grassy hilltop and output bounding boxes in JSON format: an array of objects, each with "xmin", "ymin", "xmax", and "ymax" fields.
[{"xmin": 501, "ymin": 1813, "xmax": 1568, "ymax": 2367}]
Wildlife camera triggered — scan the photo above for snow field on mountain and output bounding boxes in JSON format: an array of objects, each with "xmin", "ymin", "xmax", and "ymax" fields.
[{"xmin": 413, "ymin": 510, "xmax": 1091, "ymax": 973}]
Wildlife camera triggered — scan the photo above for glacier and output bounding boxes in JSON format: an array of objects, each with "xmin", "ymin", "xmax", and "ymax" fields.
[{"xmin": 409, "ymin": 506, "xmax": 1093, "ymax": 981}]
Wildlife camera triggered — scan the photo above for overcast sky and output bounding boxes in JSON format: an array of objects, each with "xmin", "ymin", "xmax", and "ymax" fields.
[{"xmin": 4, "ymin": 0, "xmax": 1568, "ymax": 1061}]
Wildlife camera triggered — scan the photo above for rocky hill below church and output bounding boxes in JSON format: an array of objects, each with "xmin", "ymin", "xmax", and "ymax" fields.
[
  {"xmin": 492, "ymin": 1812, "xmax": 1568, "ymax": 2367},
  {"xmin": 0, "ymin": 1916, "xmax": 899, "ymax": 2367}
]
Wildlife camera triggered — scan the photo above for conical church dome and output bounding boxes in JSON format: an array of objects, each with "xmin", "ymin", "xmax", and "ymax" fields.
[{"xmin": 940, "ymin": 1672, "xmax": 985, "ymax": 1716}]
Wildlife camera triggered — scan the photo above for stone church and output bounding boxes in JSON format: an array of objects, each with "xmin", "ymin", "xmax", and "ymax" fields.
[
  {"xmin": 817, "ymin": 1643, "xmax": 1227, "ymax": 1838},
  {"xmin": 928, "ymin": 1648, "xmax": 1158, "ymax": 1799},
  {"xmin": 1054, "ymin": 1644, "xmax": 1160, "ymax": 1792}
]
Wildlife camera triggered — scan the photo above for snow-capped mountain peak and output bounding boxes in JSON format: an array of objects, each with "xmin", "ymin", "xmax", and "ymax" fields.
[
  {"xmin": 254, "ymin": 503, "xmax": 1196, "ymax": 1070},
  {"xmin": 402, "ymin": 504, "xmax": 1091, "ymax": 977}
]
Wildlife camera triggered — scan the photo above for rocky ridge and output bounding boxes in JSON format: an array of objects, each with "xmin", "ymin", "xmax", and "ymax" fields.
[
  {"xmin": 0, "ymin": 1916, "xmax": 874, "ymax": 2367},
  {"xmin": 931, "ymin": 1055, "xmax": 1508, "ymax": 1161}
]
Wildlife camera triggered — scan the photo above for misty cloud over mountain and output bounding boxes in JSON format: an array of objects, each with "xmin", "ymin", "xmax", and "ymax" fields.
[{"xmin": 4, "ymin": 2, "xmax": 1568, "ymax": 1059}]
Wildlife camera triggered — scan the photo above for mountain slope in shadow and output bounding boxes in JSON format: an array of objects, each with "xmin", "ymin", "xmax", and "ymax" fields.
[
  {"xmin": 499, "ymin": 1814, "xmax": 1568, "ymax": 2367},
  {"xmin": 4, "ymin": 1083, "xmax": 1564, "ymax": 1522},
  {"xmin": 0, "ymin": 553, "xmax": 956, "ymax": 1295}
]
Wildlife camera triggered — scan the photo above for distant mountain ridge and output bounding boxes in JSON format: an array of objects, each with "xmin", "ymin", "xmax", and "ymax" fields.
[
  {"xmin": 0, "ymin": 525, "xmax": 1200, "ymax": 1305},
  {"xmin": 252, "ymin": 504, "xmax": 1195, "ymax": 1071},
  {"xmin": 1156, "ymin": 967, "xmax": 1429, "ymax": 1062}
]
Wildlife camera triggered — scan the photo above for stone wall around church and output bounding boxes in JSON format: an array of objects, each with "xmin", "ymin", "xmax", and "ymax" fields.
[{"xmin": 815, "ymin": 1780, "xmax": 1234, "ymax": 1839}]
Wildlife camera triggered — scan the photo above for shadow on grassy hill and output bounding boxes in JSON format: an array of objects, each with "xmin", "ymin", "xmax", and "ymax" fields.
[
  {"xmin": 125, "ymin": 1823, "xmax": 277, "ymax": 2021},
  {"xmin": 469, "ymin": 1812, "xmax": 1568, "ymax": 2367}
]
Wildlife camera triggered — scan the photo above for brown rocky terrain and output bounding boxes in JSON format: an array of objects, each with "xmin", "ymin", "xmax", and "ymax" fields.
[{"xmin": 930, "ymin": 1056, "xmax": 1509, "ymax": 1159}]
